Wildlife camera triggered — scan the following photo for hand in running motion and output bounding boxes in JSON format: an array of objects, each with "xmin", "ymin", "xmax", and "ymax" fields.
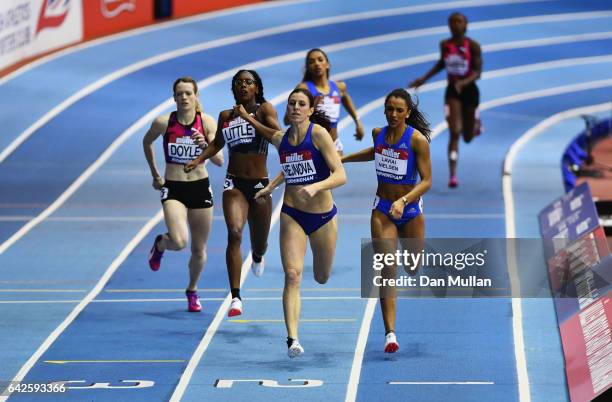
[
  {"xmin": 298, "ymin": 184, "xmax": 319, "ymax": 200},
  {"xmin": 152, "ymin": 176, "xmax": 164, "ymax": 190},
  {"xmin": 354, "ymin": 121, "xmax": 365, "ymax": 141},
  {"xmin": 389, "ymin": 199, "xmax": 405, "ymax": 220},
  {"xmin": 408, "ymin": 77, "xmax": 426, "ymax": 89},
  {"xmin": 183, "ymin": 159, "xmax": 198, "ymax": 173},
  {"xmin": 254, "ymin": 185, "xmax": 273, "ymax": 203},
  {"xmin": 232, "ymin": 104, "xmax": 249, "ymax": 119}
]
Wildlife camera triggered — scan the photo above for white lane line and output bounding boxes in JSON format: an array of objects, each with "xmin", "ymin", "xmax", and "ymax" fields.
[
  {"xmin": 0, "ymin": 289, "xmax": 86, "ymax": 293},
  {"xmin": 0, "ymin": 296, "xmax": 363, "ymax": 304},
  {"xmin": 502, "ymin": 102, "xmax": 611, "ymax": 402},
  {"xmin": 0, "ymin": 209, "xmax": 163, "ymax": 402},
  {"xmin": 339, "ymin": 213, "xmax": 505, "ymax": 219},
  {"xmin": 0, "ymin": 0, "xmax": 318, "ymax": 85},
  {"xmin": 388, "ymin": 381, "xmax": 495, "ymax": 385},
  {"xmin": 0, "ymin": 215, "xmax": 226, "ymax": 222},
  {"xmin": 345, "ymin": 298, "xmax": 377, "ymax": 402},
  {"xmin": 168, "ymin": 197, "xmax": 283, "ymax": 402},
  {"xmin": 0, "ymin": 0, "xmax": 565, "ymax": 164}
]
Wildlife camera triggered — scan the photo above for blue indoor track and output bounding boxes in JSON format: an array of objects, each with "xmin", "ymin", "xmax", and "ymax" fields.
[{"xmin": 1, "ymin": 1, "xmax": 611, "ymax": 401}]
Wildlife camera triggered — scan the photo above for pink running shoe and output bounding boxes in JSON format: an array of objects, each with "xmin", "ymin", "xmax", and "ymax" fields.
[
  {"xmin": 148, "ymin": 234, "xmax": 164, "ymax": 271},
  {"xmin": 186, "ymin": 290, "xmax": 201, "ymax": 312},
  {"xmin": 448, "ymin": 176, "xmax": 458, "ymax": 188}
]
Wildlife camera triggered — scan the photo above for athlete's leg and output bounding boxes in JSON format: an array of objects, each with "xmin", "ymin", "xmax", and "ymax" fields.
[
  {"xmin": 186, "ymin": 206, "xmax": 214, "ymax": 291},
  {"xmin": 160, "ymin": 200, "xmax": 189, "ymax": 251},
  {"xmin": 371, "ymin": 210, "xmax": 399, "ymax": 335},
  {"xmin": 309, "ymin": 216, "xmax": 338, "ymax": 285},
  {"xmin": 247, "ymin": 193, "xmax": 272, "ymax": 261},
  {"xmin": 280, "ymin": 213, "xmax": 308, "ymax": 340},
  {"xmin": 446, "ymin": 98, "xmax": 462, "ymax": 185},
  {"xmin": 398, "ymin": 214, "xmax": 426, "ymax": 274},
  {"xmin": 461, "ymin": 103, "xmax": 478, "ymax": 143},
  {"xmin": 223, "ymin": 189, "xmax": 250, "ymax": 292}
]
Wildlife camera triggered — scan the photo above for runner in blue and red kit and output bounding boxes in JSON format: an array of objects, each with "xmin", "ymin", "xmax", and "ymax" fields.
[
  {"xmin": 233, "ymin": 88, "xmax": 347, "ymax": 359},
  {"xmin": 343, "ymin": 88, "xmax": 432, "ymax": 353},
  {"xmin": 286, "ymin": 48, "xmax": 364, "ymax": 155},
  {"xmin": 409, "ymin": 12, "xmax": 482, "ymax": 188},
  {"xmin": 143, "ymin": 77, "xmax": 224, "ymax": 313}
]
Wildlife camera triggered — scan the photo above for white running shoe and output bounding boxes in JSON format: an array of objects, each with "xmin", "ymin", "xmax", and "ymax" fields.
[
  {"xmin": 287, "ymin": 339, "xmax": 304, "ymax": 358},
  {"xmin": 228, "ymin": 297, "xmax": 243, "ymax": 317},
  {"xmin": 384, "ymin": 332, "xmax": 399, "ymax": 353},
  {"xmin": 251, "ymin": 256, "xmax": 265, "ymax": 277}
]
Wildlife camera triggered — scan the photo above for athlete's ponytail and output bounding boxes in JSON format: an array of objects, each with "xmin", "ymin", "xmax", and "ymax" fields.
[
  {"xmin": 384, "ymin": 88, "xmax": 431, "ymax": 142},
  {"xmin": 289, "ymin": 88, "xmax": 332, "ymax": 132}
]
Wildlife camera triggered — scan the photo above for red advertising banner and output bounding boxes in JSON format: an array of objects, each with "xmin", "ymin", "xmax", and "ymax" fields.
[
  {"xmin": 559, "ymin": 294, "xmax": 612, "ymax": 402},
  {"xmin": 82, "ymin": 0, "xmax": 154, "ymax": 40},
  {"xmin": 172, "ymin": 0, "xmax": 260, "ymax": 19}
]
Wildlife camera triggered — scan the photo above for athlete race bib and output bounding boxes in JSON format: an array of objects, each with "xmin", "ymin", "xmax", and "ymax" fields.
[
  {"xmin": 167, "ymin": 136, "xmax": 202, "ymax": 164},
  {"xmin": 223, "ymin": 117, "xmax": 256, "ymax": 148},
  {"xmin": 375, "ymin": 145, "xmax": 408, "ymax": 180},
  {"xmin": 281, "ymin": 150, "xmax": 317, "ymax": 184}
]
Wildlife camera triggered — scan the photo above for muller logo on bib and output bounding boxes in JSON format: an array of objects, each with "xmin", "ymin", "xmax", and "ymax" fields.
[
  {"xmin": 375, "ymin": 144, "xmax": 408, "ymax": 179},
  {"xmin": 281, "ymin": 150, "xmax": 316, "ymax": 182}
]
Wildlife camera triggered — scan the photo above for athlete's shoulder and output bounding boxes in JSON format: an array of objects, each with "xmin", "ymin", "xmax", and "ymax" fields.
[
  {"xmin": 467, "ymin": 37, "xmax": 481, "ymax": 50},
  {"xmin": 153, "ymin": 114, "xmax": 171, "ymax": 127},
  {"xmin": 410, "ymin": 128, "xmax": 430, "ymax": 148},
  {"xmin": 218, "ymin": 108, "xmax": 234, "ymax": 121}
]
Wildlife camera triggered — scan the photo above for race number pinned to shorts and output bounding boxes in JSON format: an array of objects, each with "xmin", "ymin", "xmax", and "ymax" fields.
[
  {"xmin": 372, "ymin": 195, "xmax": 380, "ymax": 209},
  {"xmin": 223, "ymin": 177, "xmax": 235, "ymax": 192},
  {"xmin": 160, "ymin": 187, "xmax": 169, "ymax": 200}
]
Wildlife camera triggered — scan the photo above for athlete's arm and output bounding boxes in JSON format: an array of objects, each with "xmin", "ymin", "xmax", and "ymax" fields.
[
  {"xmin": 258, "ymin": 102, "xmax": 282, "ymax": 132},
  {"xmin": 254, "ymin": 171, "xmax": 285, "ymax": 200},
  {"xmin": 184, "ymin": 111, "xmax": 228, "ymax": 172},
  {"xmin": 389, "ymin": 130, "xmax": 432, "ymax": 219},
  {"xmin": 233, "ymin": 104, "xmax": 284, "ymax": 147},
  {"xmin": 299, "ymin": 124, "xmax": 347, "ymax": 199},
  {"xmin": 142, "ymin": 115, "xmax": 169, "ymax": 189},
  {"xmin": 341, "ymin": 147, "xmax": 374, "ymax": 163},
  {"xmin": 408, "ymin": 41, "xmax": 445, "ymax": 88},
  {"xmin": 337, "ymin": 81, "xmax": 364, "ymax": 140},
  {"xmin": 202, "ymin": 113, "xmax": 224, "ymax": 167},
  {"xmin": 341, "ymin": 127, "xmax": 379, "ymax": 163}
]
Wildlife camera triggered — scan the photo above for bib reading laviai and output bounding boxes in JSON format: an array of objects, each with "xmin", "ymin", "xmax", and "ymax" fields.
[
  {"xmin": 281, "ymin": 150, "xmax": 317, "ymax": 184},
  {"xmin": 375, "ymin": 145, "xmax": 408, "ymax": 180},
  {"xmin": 223, "ymin": 116, "xmax": 256, "ymax": 148}
]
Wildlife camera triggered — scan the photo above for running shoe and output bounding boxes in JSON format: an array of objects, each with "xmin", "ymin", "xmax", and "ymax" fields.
[
  {"xmin": 186, "ymin": 290, "xmax": 201, "ymax": 312},
  {"xmin": 251, "ymin": 255, "xmax": 265, "ymax": 277},
  {"xmin": 288, "ymin": 339, "xmax": 304, "ymax": 358},
  {"xmin": 228, "ymin": 297, "xmax": 243, "ymax": 317},
  {"xmin": 148, "ymin": 234, "xmax": 164, "ymax": 271},
  {"xmin": 448, "ymin": 176, "xmax": 458, "ymax": 188},
  {"xmin": 384, "ymin": 332, "xmax": 399, "ymax": 353}
]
